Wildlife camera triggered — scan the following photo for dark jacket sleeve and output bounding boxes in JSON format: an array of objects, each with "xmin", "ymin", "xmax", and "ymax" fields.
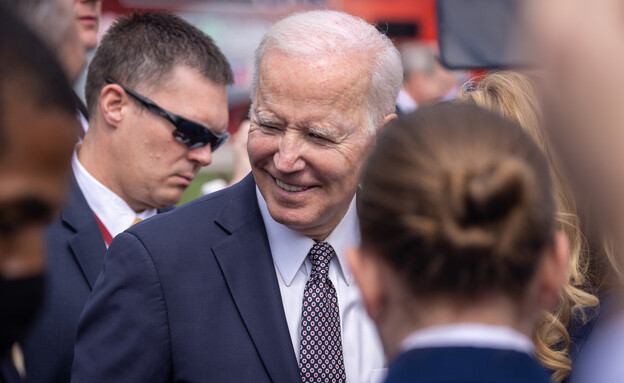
[{"xmin": 71, "ymin": 232, "xmax": 171, "ymax": 383}]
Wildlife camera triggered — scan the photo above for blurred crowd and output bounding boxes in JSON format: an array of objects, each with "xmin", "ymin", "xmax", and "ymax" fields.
[{"xmin": 2, "ymin": 1, "xmax": 624, "ymax": 383}]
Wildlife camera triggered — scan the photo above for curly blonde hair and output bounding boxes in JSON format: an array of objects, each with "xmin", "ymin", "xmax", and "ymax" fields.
[{"xmin": 457, "ymin": 70, "xmax": 599, "ymax": 383}]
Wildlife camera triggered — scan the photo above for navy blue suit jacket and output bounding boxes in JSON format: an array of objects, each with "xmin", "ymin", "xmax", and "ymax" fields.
[
  {"xmin": 0, "ymin": 356, "xmax": 23, "ymax": 383},
  {"xmin": 22, "ymin": 179, "xmax": 107, "ymax": 383},
  {"xmin": 385, "ymin": 347, "xmax": 549, "ymax": 383},
  {"xmin": 71, "ymin": 174, "xmax": 301, "ymax": 383},
  {"xmin": 23, "ymin": 178, "xmax": 171, "ymax": 383}
]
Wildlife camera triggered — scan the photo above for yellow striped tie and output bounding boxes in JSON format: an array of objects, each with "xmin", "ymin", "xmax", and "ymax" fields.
[{"xmin": 132, "ymin": 218, "xmax": 142, "ymax": 226}]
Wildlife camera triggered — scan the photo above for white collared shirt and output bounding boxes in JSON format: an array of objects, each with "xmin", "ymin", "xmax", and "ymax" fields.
[
  {"xmin": 256, "ymin": 188, "xmax": 385, "ymax": 383},
  {"xmin": 396, "ymin": 88, "xmax": 418, "ymax": 114},
  {"xmin": 401, "ymin": 323, "xmax": 534, "ymax": 355},
  {"xmin": 72, "ymin": 151, "xmax": 157, "ymax": 245}
]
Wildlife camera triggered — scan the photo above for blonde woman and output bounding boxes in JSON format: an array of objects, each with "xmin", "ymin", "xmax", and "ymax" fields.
[{"xmin": 457, "ymin": 70, "xmax": 599, "ymax": 382}]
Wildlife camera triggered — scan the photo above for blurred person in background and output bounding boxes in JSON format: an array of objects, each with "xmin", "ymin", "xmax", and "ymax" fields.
[
  {"xmin": 71, "ymin": 10, "xmax": 401, "ymax": 383},
  {"xmin": 524, "ymin": 0, "xmax": 624, "ymax": 271},
  {"xmin": 522, "ymin": 1, "xmax": 624, "ymax": 381},
  {"xmin": 21, "ymin": 12, "xmax": 232, "ymax": 383},
  {"xmin": 72, "ymin": 0, "xmax": 103, "ymax": 136},
  {"xmin": 201, "ymin": 108, "xmax": 253, "ymax": 195},
  {"xmin": 73, "ymin": 0, "xmax": 101, "ymax": 52},
  {"xmin": 1, "ymin": 0, "xmax": 91, "ymax": 140},
  {"xmin": 349, "ymin": 103, "xmax": 568, "ymax": 383},
  {"xmin": 0, "ymin": 4, "xmax": 78, "ymax": 382},
  {"xmin": 456, "ymin": 70, "xmax": 600, "ymax": 382},
  {"xmin": 396, "ymin": 43, "xmax": 455, "ymax": 115},
  {"xmin": 0, "ymin": 0, "xmax": 85, "ymax": 85}
]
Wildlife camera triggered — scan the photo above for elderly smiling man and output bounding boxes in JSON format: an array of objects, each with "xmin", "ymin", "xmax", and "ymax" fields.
[{"xmin": 71, "ymin": 10, "xmax": 402, "ymax": 383}]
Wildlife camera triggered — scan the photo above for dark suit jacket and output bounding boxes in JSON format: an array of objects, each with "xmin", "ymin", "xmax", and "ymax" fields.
[
  {"xmin": 22, "ymin": 178, "xmax": 171, "ymax": 383},
  {"xmin": 0, "ymin": 357, "xmax": 23, "ymax": 383},
  {"xmin": 385, "ymin": 347, "xmax": 549, "ymax": 383},
  {"xmin": 565, "ymin": 291, "xmax": 621, "ymax": 383},
  {"xmin": 71, "ymin": 174, "xmax": 301, "ymax": 383}
]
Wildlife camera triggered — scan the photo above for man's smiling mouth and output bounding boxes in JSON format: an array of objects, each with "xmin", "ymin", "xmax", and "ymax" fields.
[{"xmin": 275, "ymin": 178, "xmax": 311, "ymax": 192}]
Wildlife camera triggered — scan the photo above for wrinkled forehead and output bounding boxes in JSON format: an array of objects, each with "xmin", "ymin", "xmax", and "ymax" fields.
[
  {"xmin": 1, "ymin": 94, "xmax": 76, "ymax": 171},
  {"xmin": 259, "ymin": 49, "xmax": 371, "ymax": 98},
  {"xmin": 0, "ymin": 107, "xmax": 75, "ymax": 221},
  {"xmin": 255, "ymin": 50, "xmax": 372, "ymax": 127}
]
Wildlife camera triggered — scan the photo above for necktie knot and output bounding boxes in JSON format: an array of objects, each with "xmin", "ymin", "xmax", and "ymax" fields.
[{"xmin": 308, "ymin": 242, "xmax": 334, "ymax": 277}]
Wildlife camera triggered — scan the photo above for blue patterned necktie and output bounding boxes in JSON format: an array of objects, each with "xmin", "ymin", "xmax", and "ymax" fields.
[{"xmin": 298, "ymin": 242, "xmax": 346, "ymax": 383}]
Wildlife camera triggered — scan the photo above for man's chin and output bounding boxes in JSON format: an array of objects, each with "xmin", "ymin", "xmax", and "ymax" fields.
[
  {"xmin": 267, "ymin": 205, "xmax": 328, "ymax": 237},
  {"xmin": 268, "ymin": 206, "xmax": 312, "ymax": 229},
  {"xmin": 155, "ymin": 192, "xmax": 184, "ymax": 209}
]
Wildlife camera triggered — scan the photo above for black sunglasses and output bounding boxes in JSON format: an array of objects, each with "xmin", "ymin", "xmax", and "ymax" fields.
[{"xmin": 105, "ymin": 77, "xmax": 229, "ymax": 150}]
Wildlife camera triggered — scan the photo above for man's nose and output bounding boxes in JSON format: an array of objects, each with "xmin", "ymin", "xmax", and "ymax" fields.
[
  {"xmin": 274, "ymin": 133, "xmax": 305, "ymax": 173},
  {"xmin": 187, "ymin": 144, "xmax": 213, "ymax": 167}
]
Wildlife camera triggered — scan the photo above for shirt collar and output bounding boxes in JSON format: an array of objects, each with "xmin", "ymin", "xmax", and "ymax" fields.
[
  {"xmin": 256, "ymin": 187, "xmax": 359, "ymax": 287},
  {"xmin": 401, "ymin": 323, "xmax": 534, "ymax": 355},
  {"xmin": 72, "ymin": 150, "xmax": 157, "ymax": 240},
  {"xmin": 396, "ymin": 88, "xmax": 418, "ymax": 114}
]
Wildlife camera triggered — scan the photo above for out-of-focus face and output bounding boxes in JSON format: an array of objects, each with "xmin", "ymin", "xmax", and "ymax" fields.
[
  {"xmin": 108, "ymin": 65, "xmax": 228, "ymax": 211},
  {"xmin": 405, "ymin": 64, "xmax": 452, "ymax": 106},
  {"xmin": 0, "ymin": 89, "xmax": 77, "ymax": 278},
  {"xmin": 248, "ymin": 50, "xmax": 376, "ymax": 241},
  {"xmin": 59, "ymin": 24, "xmax": 86, "ymax": 84},
  {"xmin": 73, "ymin": 0, "xmax": 102, "ymax": 51},
  {"xmin": 524, "ymin": 0, "xmax": 624, "ymax": 243}
]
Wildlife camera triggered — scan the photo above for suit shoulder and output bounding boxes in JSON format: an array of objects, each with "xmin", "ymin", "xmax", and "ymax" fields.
[
  {"xmin": 126, "ymin": 179, "xmax": 253, "ymax": 241},
  {"xmin": 128, "ymin": 192, "xmax": 224, "ymax": 236}
]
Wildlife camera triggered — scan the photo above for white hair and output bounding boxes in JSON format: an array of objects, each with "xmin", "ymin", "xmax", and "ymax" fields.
[{"xmin": 250, "ymin": 10, "xmax": 403, "ymax": 134}]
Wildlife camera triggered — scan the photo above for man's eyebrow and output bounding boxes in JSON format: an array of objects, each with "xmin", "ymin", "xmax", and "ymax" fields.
[
  {"xmin": 252, "ymin": 113, "xmax": 284, "ymax": 125},
  {"xmin": 306, "ymin": 125, "xmax": 344, "ymax": 140}
]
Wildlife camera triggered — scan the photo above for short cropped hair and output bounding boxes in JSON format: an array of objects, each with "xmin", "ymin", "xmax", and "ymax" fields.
[
  {"xmin": 86, "ymin": 12, "xmax": 233, "ymax": 116},
  {"xmin": 250, "ymin": 10, "xmax": 402, "ymax": 134},
  {"xmin": 0, "ymin": 4, "xmax": 75, "ymax": 155}
]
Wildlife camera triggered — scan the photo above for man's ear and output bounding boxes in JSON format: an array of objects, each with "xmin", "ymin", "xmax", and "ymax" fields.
[
  {"xmin": 347, "ymin": 246, "xmax": 386, "ymax": 322},
  {"xmin": 378, "ymin": 113, "xmax": 397, "ymax": 134},
  {"xmin": 98, "ymin": 84, "xmax": 127, "ymax": 127},
  {"xmin": 538, "ymin": 231, "xmax": 570, "ymax": 311}
]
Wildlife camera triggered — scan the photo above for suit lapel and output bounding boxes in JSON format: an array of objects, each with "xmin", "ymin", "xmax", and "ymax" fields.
[
  {"xmin": 61, "ymin": 179, "xmax": 107, "ymax": 289},
  {"xmin": 212, "ymin": 175, "xmax": 301, "ymax": 383},
  {"xmin": 62, "ymin": 178, "xmax": 173, "ymax": 289}
]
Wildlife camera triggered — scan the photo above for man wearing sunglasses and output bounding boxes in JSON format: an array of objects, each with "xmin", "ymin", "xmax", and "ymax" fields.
[{"xmin": 21, "ymin": 12, "xmax": 232, "ymax": 383}]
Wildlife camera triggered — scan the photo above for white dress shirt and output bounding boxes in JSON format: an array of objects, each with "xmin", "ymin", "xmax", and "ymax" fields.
[
  {"xmin": 72, "ymin": 152, "xmax": 157, "ymax": 244},
  {"xmin": 256, "ymin": 188, "xmax": 386, "ymax": 383},
  {"xmin": 401, "ymin": 323, "xmax": 534, "ymax": 355},
  {"xmin": 396, "ymin": 88, "xmax": 418, "ymax": 114}
]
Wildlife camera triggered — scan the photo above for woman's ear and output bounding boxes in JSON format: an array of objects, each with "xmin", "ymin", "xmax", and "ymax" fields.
[
  {"xmin": 538, "ymin": 231, "xmax": 570, "ymax": 311},
  {"xmin": 347, "ymin": 246, "xmax": 386, "ymax": 322}
]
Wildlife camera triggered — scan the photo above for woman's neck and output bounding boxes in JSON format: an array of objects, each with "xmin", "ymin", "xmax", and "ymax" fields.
[{"xmin": 380, "ymin": 294, "xmax": 535, "ymax": 360}]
